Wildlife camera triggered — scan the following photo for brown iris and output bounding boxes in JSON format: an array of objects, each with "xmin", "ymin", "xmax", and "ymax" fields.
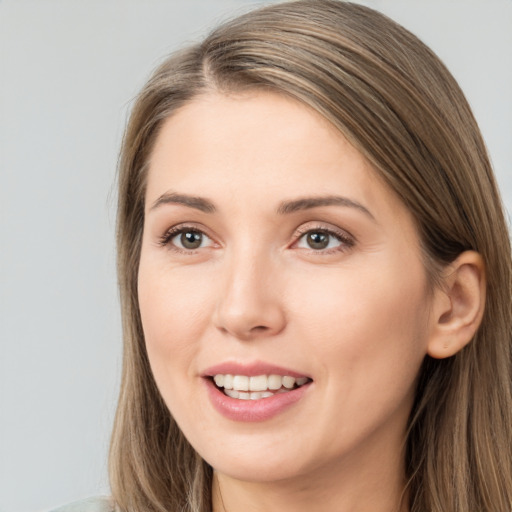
[
  {"xmin": 180, "ymin": 231, "xmax": 203, "ymax": 249},
  {"xmin": 306, "ymin": 231, "xmax": 330, "ymax": 250}
]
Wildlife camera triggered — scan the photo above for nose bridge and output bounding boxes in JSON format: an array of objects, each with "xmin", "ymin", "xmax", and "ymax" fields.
[{"xmin": 214, "ymin": 239, "xmax": 286, "ymax": 340}]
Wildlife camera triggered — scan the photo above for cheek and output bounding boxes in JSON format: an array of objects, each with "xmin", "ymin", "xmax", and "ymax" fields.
[
  {"xmin": 137, "ymin": 258, "xmax": 215, "ymax": 383},
  {"xmin": 288, "ymin": 260, "xmax": 429, "ymax": 384},
  {"xmin": 283, "ymin": 263, "xmax": 429, "ymax": 452}
]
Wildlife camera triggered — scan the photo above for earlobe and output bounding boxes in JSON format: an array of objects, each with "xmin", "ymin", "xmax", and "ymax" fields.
[{"xmin": 427, "ymin": 251, "xmax": 486, "ymax": 359}]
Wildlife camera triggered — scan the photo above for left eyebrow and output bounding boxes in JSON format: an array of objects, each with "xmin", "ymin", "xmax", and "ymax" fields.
[{"xmin": 276, "ymin": 195, "xmax": 375, "ymax": 221}]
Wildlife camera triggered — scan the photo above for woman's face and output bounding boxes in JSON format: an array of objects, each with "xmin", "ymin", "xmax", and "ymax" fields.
[{"xmin": 138, "ymin": 91, "xmax": 433, "ymax": 484}]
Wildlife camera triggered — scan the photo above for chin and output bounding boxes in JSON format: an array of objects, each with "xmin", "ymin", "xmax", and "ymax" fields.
[
  {"xmin": 193, "ymin": 432, "xmax": 323, "ymax": 485},
  {"xmin": 210, "ymin": 457, "xmax": 310, "ymax": 484}
]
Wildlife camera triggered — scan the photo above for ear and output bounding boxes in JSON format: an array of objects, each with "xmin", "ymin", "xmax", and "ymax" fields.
[{"xmin": 427, "ymin": 251, "xmax": 486, "ymax": 359}]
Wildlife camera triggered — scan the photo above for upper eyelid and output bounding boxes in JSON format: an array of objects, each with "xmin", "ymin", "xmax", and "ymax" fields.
[
  {"xmin": 163, "ymin": 222, "xmax": 212, "ymax": 236},
  {"xmin": 159, "ymin": 223, "xmax": 215, "ymax": 246},
  {"xmin": 293, "ymin": 223, "xmax": 354, "ymax": 241},
  {"xmin": 291, "ymin": 224, "xmax": 356, "ymax": 255}
]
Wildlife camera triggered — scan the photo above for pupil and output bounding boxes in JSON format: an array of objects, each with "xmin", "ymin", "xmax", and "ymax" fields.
[
  {"xmin": 181, "ymin": 231, "xmax": 202, "ymax": 249},
  {"xmin": 307, "ymin": 232, "xmax": 329, "ymax": 249}
]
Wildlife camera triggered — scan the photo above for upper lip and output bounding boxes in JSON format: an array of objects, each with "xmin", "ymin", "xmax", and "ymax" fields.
[{"xmin": 202, "ymin": 361, "xmax": 311, "ymax": 379}]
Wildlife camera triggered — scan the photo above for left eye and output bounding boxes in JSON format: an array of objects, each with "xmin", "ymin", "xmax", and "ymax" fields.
[{"xmin": 295, "ymin": 230, "xmax": 345, "ymax": 251}]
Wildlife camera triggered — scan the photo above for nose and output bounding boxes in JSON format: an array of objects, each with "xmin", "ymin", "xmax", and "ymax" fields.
[{"xmin": 213, "ymin": 251, "xmax": 287, "ymax": 341}]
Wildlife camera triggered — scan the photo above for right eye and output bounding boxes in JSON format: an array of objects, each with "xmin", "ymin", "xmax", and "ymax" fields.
[{"xmin": 160, "ymin": 227, "xmax": 215, "ymax": 252}]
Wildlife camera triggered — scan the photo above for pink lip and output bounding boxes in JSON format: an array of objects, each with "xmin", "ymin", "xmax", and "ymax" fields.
[
  {"xmin": 201, "ymin": 361, "xmax": 312, "ymax": 422},
  {"xmin": 202, "ymin": 361, "xmax": 310, "ymax": 379},
  {"xmin": 204, "ymin": 379, "xmax": 311, "ymax": 422}
]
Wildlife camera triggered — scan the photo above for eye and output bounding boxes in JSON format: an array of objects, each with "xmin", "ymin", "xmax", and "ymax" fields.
[
  {"xmin": 294, "ymin": 227, "xmax": 354, "ymax": 253},
  {"xmin": 174, "ymin": 230, "xmax": 207, "ymax": 250},
  {"xmin": 160, "ymin": 226, "xmax": 215, "ymax": 252}
]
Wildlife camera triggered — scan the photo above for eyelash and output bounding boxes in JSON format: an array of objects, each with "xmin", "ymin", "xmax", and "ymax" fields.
[
  {"xmin": 293, "ymin": 225, "xmax": 355, "ymax": 254},
  {"xmin": 158, "ymin": 224, "xmax": 355, "ymax": 255},
  {"xmin": 158, "ymin": 224, "xmax": 213, "ymax": 254}
]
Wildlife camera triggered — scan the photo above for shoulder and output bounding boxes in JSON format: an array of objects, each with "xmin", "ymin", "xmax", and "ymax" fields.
[{"xmin": 49, "ymin": 496, "xmax": 117, "ymax": 512}]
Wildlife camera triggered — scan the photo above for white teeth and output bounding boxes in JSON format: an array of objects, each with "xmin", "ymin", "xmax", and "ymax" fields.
[
  {"xmin": 213, "ymin": 374, "xmax": 310, "ymax": 396},
  {"xmin": 223, "ymin": 374, "xmax": 234, "ymax": 390},
  {"xmin": 282, "ymin": 376, "xmax": 295, "ymax": 389},
  {"xmin": 232, "ymin": 375, "xmax": 249, "ymax": 391},
  {"xmin": 224, "ymin": 389, "xmax": 285, "ymax": 400},
  {"xmin": 249, "ymin": 375, "xmax": 268, "ymax": 391},
  {"xmin": 224, "ymin": 389, "xmax": 239, "ymax": 399},
  {"xmin": 268, "ymin": 374, "xmax": 283, "ymax": 390}
]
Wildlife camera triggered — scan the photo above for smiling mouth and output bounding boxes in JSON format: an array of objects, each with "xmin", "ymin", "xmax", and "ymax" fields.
[{"xmin": 211, "ymin": 374, "xmax": 312, "ymax": 400}]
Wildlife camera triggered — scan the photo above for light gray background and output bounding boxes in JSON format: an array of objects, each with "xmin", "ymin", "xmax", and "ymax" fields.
[{"xmin": 1, "ymin": 1, "xmax": 511, "ymax": 511}]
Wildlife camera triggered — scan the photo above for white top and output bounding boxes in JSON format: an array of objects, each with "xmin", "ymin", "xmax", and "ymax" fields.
[{"xmin": 50, "ymin": 496, "xmax": 115, "ymax": 512}]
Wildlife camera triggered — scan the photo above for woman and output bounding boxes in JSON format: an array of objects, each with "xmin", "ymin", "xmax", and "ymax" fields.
[{"xmin": 56, "ymin": 1, "xmax": 512, "ymax": 511}]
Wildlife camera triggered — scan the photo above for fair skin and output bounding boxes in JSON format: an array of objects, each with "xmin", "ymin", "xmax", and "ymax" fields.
[{"xmin": 138, "ymin": 91, "xmax": 485, "ymax": 512}]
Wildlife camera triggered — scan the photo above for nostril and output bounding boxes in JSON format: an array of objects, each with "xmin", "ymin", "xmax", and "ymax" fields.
[{"xmin": 213, "ymin": 297, "xmax": 287, "ymax": 340}]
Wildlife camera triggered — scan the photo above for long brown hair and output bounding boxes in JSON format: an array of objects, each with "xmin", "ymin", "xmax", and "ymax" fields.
[{"xmin": 110, "ymin": 1, "xmax": 512, "ymax": 510}]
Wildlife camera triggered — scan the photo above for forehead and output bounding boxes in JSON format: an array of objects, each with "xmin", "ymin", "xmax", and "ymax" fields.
[
  {"xmin": 149, "ymin": 91, "xmax": 349, "ymax": 171},
  {"xmin": 145, "ymin": 91, "xmax": 407, "ymax": 225}
]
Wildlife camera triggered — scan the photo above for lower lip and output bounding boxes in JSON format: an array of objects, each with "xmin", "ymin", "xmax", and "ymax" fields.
[{"xmin": 204, "ymin": 378, "xmax": 311, "ymax": 422}]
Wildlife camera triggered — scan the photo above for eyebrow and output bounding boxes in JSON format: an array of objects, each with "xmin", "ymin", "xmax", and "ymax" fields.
[
  {"xmin": 150, "ymin": 192, "xmax": 216, "ymax": 213},
  {"xmin": 276, "ymin": 195, "xmax": 375, "ymax": 220},
  {"xmin": 150, "ymin": 191, "xmax": 374, "ymax": 220}
]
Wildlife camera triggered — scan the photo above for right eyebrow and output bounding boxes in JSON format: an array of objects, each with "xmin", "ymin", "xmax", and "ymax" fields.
[{"xmin": 149, "ymin": 192, "xmax": 216, "ymax": 214}]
